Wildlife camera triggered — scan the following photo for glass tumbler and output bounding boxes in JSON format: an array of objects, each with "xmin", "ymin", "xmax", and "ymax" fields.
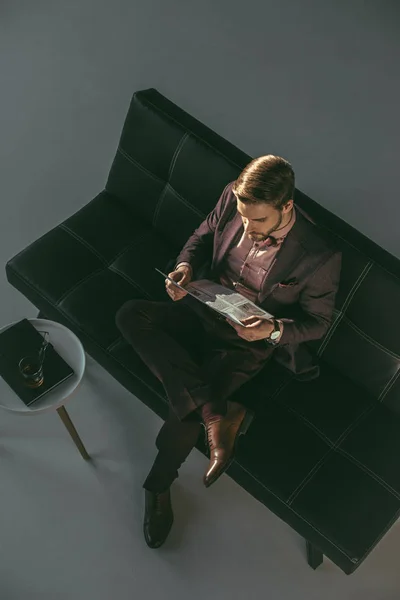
[{"xmin": 18, "ymin": 331, "xmax": 50, "ymax": 388}]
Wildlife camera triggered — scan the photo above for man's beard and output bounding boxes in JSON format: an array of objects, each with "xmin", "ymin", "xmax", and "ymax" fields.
[{"xmin": 248, "ymin": 210, "xmax": 284, "ymax": 241}]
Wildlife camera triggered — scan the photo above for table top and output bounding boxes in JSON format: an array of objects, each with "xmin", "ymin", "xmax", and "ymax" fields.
[{"xmin": 0, "ymin": 318, "xmax": 86, "ymax": 416}]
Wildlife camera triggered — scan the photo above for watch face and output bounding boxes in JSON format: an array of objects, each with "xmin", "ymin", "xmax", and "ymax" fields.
[{"xmin": 271, "ymin": 330, "xmax": 280, "ymax": 340}]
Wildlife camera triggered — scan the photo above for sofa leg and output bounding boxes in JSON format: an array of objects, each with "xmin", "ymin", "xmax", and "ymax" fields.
[{"xmin": 306, "ymin": 540, "xmax": 323, "ymax": 570}]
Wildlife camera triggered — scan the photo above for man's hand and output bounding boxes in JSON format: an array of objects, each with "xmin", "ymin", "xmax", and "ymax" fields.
[
  {"xmin": 226, "ymin": 315, "xmax": 275, "ymax": 342},
  {"xmin": 165, "ymin": 265, "xmax": 192, "ymax": 301}
]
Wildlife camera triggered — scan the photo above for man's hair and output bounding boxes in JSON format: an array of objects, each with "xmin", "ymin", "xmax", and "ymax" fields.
[{"xmin": 232, "ymin": 155, "xmax": 295, "ymax": 210}]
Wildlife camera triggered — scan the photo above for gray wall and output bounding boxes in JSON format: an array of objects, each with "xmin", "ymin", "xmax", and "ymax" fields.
[{"xmin": 1, "ymin": 0, "xmax": 399, "ymax": 319}]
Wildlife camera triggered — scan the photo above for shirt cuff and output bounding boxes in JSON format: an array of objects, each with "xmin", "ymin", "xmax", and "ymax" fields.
[{"xmin": 175, "ymin": 262, "xmax": 193, "ymax": 275}]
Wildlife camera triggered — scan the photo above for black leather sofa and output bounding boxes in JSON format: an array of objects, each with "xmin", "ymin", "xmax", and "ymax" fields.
[{"xmin": 6, "ymin": 88, "xmax": 400, "ymax": 575}]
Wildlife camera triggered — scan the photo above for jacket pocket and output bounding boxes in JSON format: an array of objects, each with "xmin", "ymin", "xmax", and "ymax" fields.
[{"xmin": 277, "ymin": 279, "xmax": 299, "ymax": 288}]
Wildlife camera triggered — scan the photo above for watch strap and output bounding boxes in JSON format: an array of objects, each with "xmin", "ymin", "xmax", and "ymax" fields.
[{"xmin": 264, "ymin": 318, "xmax": 282, "ymax": 345}]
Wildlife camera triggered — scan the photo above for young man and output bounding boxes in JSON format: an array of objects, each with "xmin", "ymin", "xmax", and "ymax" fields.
[{"xmin": 115, "ymin": 155, "xmax": 342, "ymax": 549}]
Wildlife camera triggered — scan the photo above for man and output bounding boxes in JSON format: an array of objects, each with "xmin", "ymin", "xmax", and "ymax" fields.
[{"xmin": 115, "ymin": 155, "xmax": 342, "ymax": 549}]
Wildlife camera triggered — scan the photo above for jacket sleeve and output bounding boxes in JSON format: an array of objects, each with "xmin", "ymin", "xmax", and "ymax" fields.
[
  {"xmin": 174, "ymin": 182, "xmax": 233, "ymax": 273},
  {"xmin": 277, "ymin": 250, "xmax": 342, "ymax": 346},
  {"xmin": 174, "ymin": 262, "xmax": 193, "ymax": 278}
]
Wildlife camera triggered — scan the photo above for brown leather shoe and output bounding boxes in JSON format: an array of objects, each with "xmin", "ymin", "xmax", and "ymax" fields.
[
  {"xmin": 143, "ymin": 488, "xmax": 174, "ymax": 548},
  {"xmin": 203, "ymin": 401, "xmax": 254, "ymax": 488}
]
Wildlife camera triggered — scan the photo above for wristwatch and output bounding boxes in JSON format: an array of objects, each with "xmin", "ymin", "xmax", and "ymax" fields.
[{"xmin": 265, "ymin": 318, "xmax": 282, "ymax": 345}]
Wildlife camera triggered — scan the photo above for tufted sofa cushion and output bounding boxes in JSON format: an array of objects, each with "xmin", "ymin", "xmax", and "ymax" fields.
[{"xmin": 5, "ymin": 88, "xmax": 400, "ymax": 575}]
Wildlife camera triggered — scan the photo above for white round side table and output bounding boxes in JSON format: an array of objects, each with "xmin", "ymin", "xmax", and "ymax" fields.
[{"xmin": 0, "ymin": 317, "xmax": 90, "ymax": 460}]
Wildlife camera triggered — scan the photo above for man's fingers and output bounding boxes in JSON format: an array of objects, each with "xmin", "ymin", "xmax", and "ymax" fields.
[
  {"xmin": 166, "ymin": 285, "xmax": 187, "ymax": 301},
  {"xmin": 241, "ymin": 319, "xmax": 263, "ymax": 328}
]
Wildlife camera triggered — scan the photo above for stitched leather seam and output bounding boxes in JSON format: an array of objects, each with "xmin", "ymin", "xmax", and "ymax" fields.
[
  {"xmin": 316, "ymin": 221, "xmax": 400, "ymax": 284},
  {"xmin": 267, "ymin": 374, "xmax": 295, "ymax": 402},
  {"xmin": 378, "ymin": 367, "xmax": 400, "ymax": 402},
  {"xmin": 58, "ymin": 266, "xmax": 106, "ymax": 304},
  {"xmin": 117, "ymin": 146, "xmax": 161, "ymax": 183},
  {"xmin": 337, "ymin": 448, "xmax": 400, "ymax": 501},
  {"xmin": 236, "ymin": 459, "xmax": 400, "ymax": 566},
  {"xmin": 279, "ymin": 402, "xmax": 336, "ymax": 446},
  {"xmin": 108, "ymin": 265, "xmax": 152, "ymax": 300},
  {"xmin": 235, "ymin": 462, "xmax": 358, "ymax": 562},
  {"xmin": 51, "ymin": 232, "xmax": 149, "ymax": 305},
  {"xmin": 286, "ymin": 403, "xmax": 376, "ymax": 506},
  {"xmin": 152, "ymin": 133, "xmax": 189, "ymax": 227},
  {"xmin": 116, "ymin": 144, "xmax": 206, "ymax": 221},
  {"xmin": 318, "ymin": 261, "xmax": 373, "ymax": 357},
  {"xmin": 59, "ymin": 225, "xmax": 109, "ymax": 264},
  {"xmin": 3, "ymin": 194, "xmax": 109, "ymax": 266},
  {"xmin": 341, "ymin": 314, "xmax": 400, "ymax": 361},
  {"xmin": 279, "ymin": 401, "xmax": 400, "ymax": 499},
  {"xmin": 286, "ymin": 448, "xmax": 333, "ymax": 506},
  {"xmin": 139, "ymin": 95, "xmax": 246, "ymax": 170},
  {"xmin": 318, "ymin": 308, "xmax": 342, "ymax": 343},
  {"xmin": 107, "ymin": 336, "xmax": 124, "ymax": 352}
]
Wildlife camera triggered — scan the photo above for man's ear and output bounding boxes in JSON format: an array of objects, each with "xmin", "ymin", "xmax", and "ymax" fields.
[{"xmin": 283, "ymin": 199, "xmax": 294, "ymax": 213}]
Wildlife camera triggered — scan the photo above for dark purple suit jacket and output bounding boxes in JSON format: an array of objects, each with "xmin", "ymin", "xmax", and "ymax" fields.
[{"xmin": 175, "ymin": 181, "xmax": 342, "ymax": 380}]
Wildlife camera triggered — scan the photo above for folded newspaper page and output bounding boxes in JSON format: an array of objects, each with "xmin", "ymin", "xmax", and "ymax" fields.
[{"xmin": 155, "ymin": 268, "xmax": 274, "ymax": 326}]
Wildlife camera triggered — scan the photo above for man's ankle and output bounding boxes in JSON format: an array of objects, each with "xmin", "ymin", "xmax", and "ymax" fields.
[{"xmin": 143, "ymin": 484, "xmax": 170, "ymax": 495}]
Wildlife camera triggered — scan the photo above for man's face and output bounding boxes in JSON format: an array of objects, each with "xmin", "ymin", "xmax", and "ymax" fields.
[{"xmin": 236, "ymin": 198, "xmax": 293, "ymax": 242}]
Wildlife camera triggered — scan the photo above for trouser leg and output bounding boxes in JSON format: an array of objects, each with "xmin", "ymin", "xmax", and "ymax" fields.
[
  {"xmin": 143, "ymin": 406, "xmax": 202, "ymax": 492},
  {"xmin": 115, "ymin": 298, "xmax": 274, "ymax": 491},
  {"xmin": 115, "ymin": 298, "xmax": 212, "ymax": 420}
]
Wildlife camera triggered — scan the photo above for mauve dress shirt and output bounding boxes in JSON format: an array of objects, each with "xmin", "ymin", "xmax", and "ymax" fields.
[{"xmin": 177, "ymin": 207, "xmax": 297, "ymax": 341}]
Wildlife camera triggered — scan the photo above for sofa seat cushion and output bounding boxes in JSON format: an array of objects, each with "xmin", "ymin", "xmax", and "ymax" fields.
[
  {"xmin": 231, "ymin": 361, "xmax": 400, "ymax": 564},
  {"xmin": 6, "ymin": 191, "xmax": 179, "ymax": 346}
]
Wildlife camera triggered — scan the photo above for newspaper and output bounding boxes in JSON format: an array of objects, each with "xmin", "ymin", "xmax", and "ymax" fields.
[{"xmin": 155, "ymin": 268, "xmax": 274, "ymax": 326}]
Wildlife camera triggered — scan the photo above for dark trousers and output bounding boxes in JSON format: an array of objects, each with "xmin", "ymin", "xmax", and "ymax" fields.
[{"xmin": 115, "ymin": 297, "xmax": 274, "ymax": 492}]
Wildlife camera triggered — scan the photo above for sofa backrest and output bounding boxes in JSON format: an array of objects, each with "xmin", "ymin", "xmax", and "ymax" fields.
[
  {"xmin": 105, "ymin": 88, "xmax": 400, "ymax": 413},
  {"xmin": 297, "ymin": 188, "xmax": 400, "ymax": 413}
]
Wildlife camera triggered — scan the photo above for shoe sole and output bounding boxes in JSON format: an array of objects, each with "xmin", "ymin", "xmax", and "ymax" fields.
[{"xmin": 203, "ymin": 409, "xmax": 254, "ymax": 488}]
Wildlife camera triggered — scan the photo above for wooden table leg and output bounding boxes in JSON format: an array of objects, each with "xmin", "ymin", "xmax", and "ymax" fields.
[{"xmin": 57, "ymin": 405, "xmax": 90, "ymax": 460}]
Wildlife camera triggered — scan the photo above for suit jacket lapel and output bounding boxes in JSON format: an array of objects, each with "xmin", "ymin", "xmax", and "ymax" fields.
[
  {"xmin": 258, "ymin": 226, "xmax": 306, "ymax": 303},
  {"xmin": 212, "ymin": 211, "xmax": 243, "ymax": 271},
  {"xmin": 212, "ymin": 204, "xmax": 310, "ymax": 302}
]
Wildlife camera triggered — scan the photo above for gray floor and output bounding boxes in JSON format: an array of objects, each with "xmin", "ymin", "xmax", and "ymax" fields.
[
  {"xmin": 1, "ymin": 2, "xmax": 400, "ymax": 599},
  {"xmin": 1, "ymin": 343, "xmax": 400, "ymax": 599}
]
